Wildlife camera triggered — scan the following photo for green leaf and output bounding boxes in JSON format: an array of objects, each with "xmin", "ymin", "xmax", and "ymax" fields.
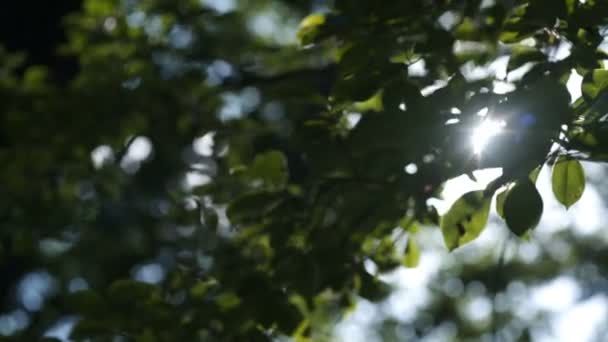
[
  {"xmin": 403, "ymin": 237, "xmax": 420, "ymax": 268},
  {"xmin": 247, "ymin": 150, "xmax": 289, "ymax": 191},
  {"xmin": 217, "ymin": 292, "xmax": 241, "ymax": 311},
  {"xmin": 582, "ymin": 69, "xmax": 608, "ymax": 102},
  {"xmin": 499, "ymin": 4, "xmax": 538, "ymax": 43},
  {"xmin": 454, "ymin": 17, "xmax": 479, "ymax": 40},
  {"xmin": 23, "ymin": 66, "xmax": 49, "ymax": 89},
  {"xmin": 297, "ymin": 14, "xmax": 326, "ymax": 45},
  {"xmin": 399, "ymin": 217, "xmax": 419, "ymax": 233},
  {"xmin": 552, "ymin": 157, "xmax": 586, "ymax": 209},
  {"xmin": 190, "ymin": 279, "xmax": 218, "ymax": 300},
  {"xmin": 565, "ymin": 0, "xmax": 577, "ymax": 13},
  {"xmin": 504, "ymin": 179, "xmax": 543, "ymax": 236},
  {"xmin": 441, "ymin": 190, "xmax": 491, "ymax": 251}
]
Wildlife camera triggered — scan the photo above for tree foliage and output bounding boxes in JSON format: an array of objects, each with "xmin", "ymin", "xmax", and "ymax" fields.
[{"xmin": 1, "ymin": 0, "xmax": 608, "ymax": 340}]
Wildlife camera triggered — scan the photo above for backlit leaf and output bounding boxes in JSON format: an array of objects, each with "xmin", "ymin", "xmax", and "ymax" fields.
[
  {"xmin": 441, "ymin": 190, "xmax": 491, "ymax": 251},
  {"xmin": 297, "ymin": 14, "xmax": 326, "ymax": 45},
  {"xmin": 403, "ymin": 237, "xmax": 420, "ymax": 268},
  {"xmin": 552, "ymin": 157, "xmax": 586, "ymax": 209}
]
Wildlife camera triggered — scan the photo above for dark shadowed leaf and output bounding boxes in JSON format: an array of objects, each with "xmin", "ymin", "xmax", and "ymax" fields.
[
  {"xmin": 226, "ymin": 191, "xmax": 284, "ymax": 225},
  {"xmin": 504, "ymin": 179, "xmax": 543, "ymax": 236}
]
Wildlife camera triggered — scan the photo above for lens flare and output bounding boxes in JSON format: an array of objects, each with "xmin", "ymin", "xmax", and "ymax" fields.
[{"xmin": 472, "ymin": 119, "xmax": 506, "ymax": 155}]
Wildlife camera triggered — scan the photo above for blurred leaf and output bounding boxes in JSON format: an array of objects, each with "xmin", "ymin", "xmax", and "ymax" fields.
[
  {"xmin": 582, "ymin": 69, "xmax": 608, "ymax": 102},
  {"xmin": 190, "ymin": 278, "xmax": 218, "ymax": 300},
  {"xmin": 504, "ymin": 179, "xmax": 543, "ymax": 236},
  {"xmin": 552, "ymin": 157, "xmax": 585, "ymax": 209},
  {"xmin": 454, "ymin": 18, "xmax": 478, "ymax": 40},
  {"xmin": 226, "ymin": 191, "xmax": 284, "ymax": 225},
  {"xmin": 297, "ymin": 14, "xmax": 326, "ymax": 45},
  {"xmin": 23, "ymin": 66, "xmax": 49, "ymax": 90},
  {"xmin": 441, "ymin": 190, "xmax": 491, "ymax": 251},
  {"xmin": 403, "ymin": 237, "xmax": 420, "ymax": 268},
  {"xmin": 217, "ymin": 292, "xmax": 241, "ymax": 311},
  {"xmin": 247, "ymin": 150, "xmax": 289, "ymax": 191}
]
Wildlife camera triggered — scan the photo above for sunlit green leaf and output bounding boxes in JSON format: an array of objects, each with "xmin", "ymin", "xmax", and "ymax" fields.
[
  {"xmin": 552, "ymin": 157, "xmax": 586, "ymax": 209},
  {"xmin": 297, "ymin": 13, "xmax": 326, "ymax": 45},
  {"xmin": 441, "ymin": 190, "xmax": 491, "ymax": 251},
  {"xmin": 403, "ymin": 237, "xmax": 420, "ymax": 268}
]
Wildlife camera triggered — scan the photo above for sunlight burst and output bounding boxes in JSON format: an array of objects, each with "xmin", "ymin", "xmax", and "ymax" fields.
[{"xmin": 472, "ymin": 119, "xmax": 506, "ymax": 155}]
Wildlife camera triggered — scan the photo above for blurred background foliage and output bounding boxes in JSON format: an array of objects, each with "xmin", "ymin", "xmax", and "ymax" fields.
[{"xmin": 1, "ymin": 0, "xmax": 608, "ymax": 341}]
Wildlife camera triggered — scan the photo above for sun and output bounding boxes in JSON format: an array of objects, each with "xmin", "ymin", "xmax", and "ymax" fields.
[{"xmin": 471, "ymin": 119, "xmax": 506, "ymax": 155}]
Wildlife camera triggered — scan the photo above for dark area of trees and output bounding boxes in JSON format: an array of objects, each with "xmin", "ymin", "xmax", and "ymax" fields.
[
  {"xmin": 1, "ymin": 0, "xmax": 608, "ymax": 341},
  {"xmin": 0, "ymin": 2, "xmax": 81, "ymax": 80}
]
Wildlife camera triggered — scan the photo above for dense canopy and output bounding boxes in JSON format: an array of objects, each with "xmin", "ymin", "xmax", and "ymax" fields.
[{"xmin": 1, "ymin": 0, "xmax": 608, "ymax": 341}]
